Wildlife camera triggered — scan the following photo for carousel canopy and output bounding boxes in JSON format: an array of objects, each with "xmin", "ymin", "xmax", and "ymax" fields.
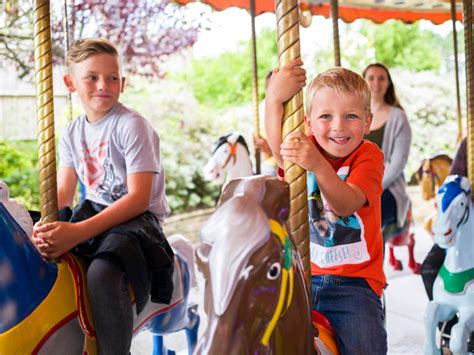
[{"xmin": 175, "ymin": 0, "xmax": 465, "ymax": 24}]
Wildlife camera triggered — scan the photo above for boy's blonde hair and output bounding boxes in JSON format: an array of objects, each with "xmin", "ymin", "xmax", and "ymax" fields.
[
  {"xmin": 66, "ymin": 38, "xmax": 119, "ymax": 71},
  {"xmin": 305, "ymin": 67, "xmax": 371, "ymax": 117}
]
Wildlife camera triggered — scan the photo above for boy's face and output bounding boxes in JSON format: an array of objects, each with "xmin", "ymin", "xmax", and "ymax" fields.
[
  {"xmin": 63, "ymin": 53, "xmax": 124, "ymax": 122},
  {"xmin": 306, "ymin": 87, "xmax": 372, "ymax": 160}
]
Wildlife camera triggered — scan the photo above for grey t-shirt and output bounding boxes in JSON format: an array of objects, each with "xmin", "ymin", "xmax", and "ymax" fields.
[{"xmin": 59, "ymin": 103, "xmax": 170, "ymax": 222}]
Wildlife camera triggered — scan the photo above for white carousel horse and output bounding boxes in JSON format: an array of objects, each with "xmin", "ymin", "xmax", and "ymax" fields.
[
  {"xmin": 0, "ymin": 181, "xmax": 33, "ymax": 237},
  {"xmin": 203, "ymin": 133, "xmax": 253, "ymax": 183},
  {"xmin": 424, "ymin": 175, "xmax": 474, "ymax": 355},
  {"xmin": 0, "ymin": 181, "xmax": 199, "ymax": 355}
]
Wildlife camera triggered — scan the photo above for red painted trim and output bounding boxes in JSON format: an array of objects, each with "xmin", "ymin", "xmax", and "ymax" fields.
[
  {"xmin": 64, "ymin": 254, "xmax": 96, "ymax": 338},
  {"xmin": 32, "ymin": 311, "xmax": 79, "ymax": 354}
]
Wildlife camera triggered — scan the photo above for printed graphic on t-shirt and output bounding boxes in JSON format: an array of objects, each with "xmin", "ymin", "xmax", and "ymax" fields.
[
  {"xmin": 308, "ymin": 167, "xmax": 369, "ymax": 267},
  {"xmin": 79, "ymin": 139, "xmax": 127, "ymax": 203}
]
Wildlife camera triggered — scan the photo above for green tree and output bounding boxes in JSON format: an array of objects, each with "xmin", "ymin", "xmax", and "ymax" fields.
[
  {"xmin": 0, "ymin": 140, "xmax": 40, "ymax": 209},
  {"xmin": 365, "ymin": 20, "xmax": 443, "ymax": 71},
  {"xmin": 175, "ymin": 28, "xmax": 278, "ymax": 109}
]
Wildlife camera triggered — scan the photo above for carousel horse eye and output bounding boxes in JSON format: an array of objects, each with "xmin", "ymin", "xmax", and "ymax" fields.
[{"xmin": 267, "ymin": 262, "xmax": 281, "ymax": 280}]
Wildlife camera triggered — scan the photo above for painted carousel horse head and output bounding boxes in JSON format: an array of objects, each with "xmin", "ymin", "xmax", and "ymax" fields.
[
  {"xmin": 203, "ymin": 133, "xmax": 253, "ymax": 183},
  {"xmin": 415, "ymin": 154, "xmax": 453, "ymax": 234},
  {"xmin": 195, "ymin": 175, "xmax": 319, "ymax": 355},
  {"xmin": 0, "ymin": 184, "xmax": 199, "ymax": 355},
  {"xmin": 415, "ymin": 154, "xmax": 453, "ymax": 201},
  {"xmin": 424, "ymin": 175, "xmax": 474, "ymax": 355}
]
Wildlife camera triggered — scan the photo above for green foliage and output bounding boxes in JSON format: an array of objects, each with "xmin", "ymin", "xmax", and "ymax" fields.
[
  {"xmin": 122, "ymin": 78, "xmax": 224, "ymax": 213},
  {"xmin": 312, "ymin": 20, "xmax": 446, "ymax": 74},
  {"xmin": 174, "ymin": 28, "xmax": 278, "ymax": 109},
  {"xmin": 365, "ymin": 20, "xmax": 443, "ymax": 71},
  {"xmin": 0, "ymin": 140, "xmax": 40, "ymax": 210}
]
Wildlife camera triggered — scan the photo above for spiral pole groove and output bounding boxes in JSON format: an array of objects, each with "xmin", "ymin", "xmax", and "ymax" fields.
[
  {"xmin": 34, "ymin": 0, "xmax": 58, "ymax": 223},
  {"xmin": 275, "ymin": 0, "xmax": 311, "ymax": 294}
]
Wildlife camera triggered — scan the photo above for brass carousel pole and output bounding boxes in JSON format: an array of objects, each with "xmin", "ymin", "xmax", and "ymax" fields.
[
  {"xmin": 33, "ymin": 0, "xmax": 58, "ymax": 223},
  {"xmin": 330, "ymin": 0, "xmax": 341, "ymax": 67},
  {"xmin": 451, "ymin": 0, "xmax": 463, "ymax": 143},
  {"xmin": 275, "ymin": 0, "xmax": 311, "ymax": 293},
  {"xmin": 250, "ymin": 0, "xmax": 261, "ymax": 174},
  {"xmin": 463, "ymin": 0, "xmax": 473, "ymax": 194}
]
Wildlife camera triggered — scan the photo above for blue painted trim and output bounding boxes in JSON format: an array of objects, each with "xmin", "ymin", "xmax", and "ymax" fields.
[{"xmin": 0, "ymin": 203, "xmax": 57, "ymax": 332}]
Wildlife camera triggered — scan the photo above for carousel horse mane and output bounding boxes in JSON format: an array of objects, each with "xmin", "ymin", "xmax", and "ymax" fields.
[
  {"xmin": 195, "ymin": 175, "xmax": 315, "ymax": 354},
  {"xmin": 424, "ymin": 175, "xmax": 474, "ymax": 355},
  {"xmin": 415, "ymin": 153, "xmax": 453, "ymax": 200},
  {"xmin": 203, "ymin": 133, "xmax": 253, "ymax": 183}
]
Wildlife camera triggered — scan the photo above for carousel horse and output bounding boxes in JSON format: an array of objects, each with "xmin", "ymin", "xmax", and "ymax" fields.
[
  {"xmin": 424, "ymin": 175, "xmax": 474, "ymax": 355},
  {"xmin": 203, "ymin": 133, "xmax": 253, "ymax": 183},
  {"xmin": 383, "ymin": 208, "xmax": 421, "ymax": 273},
  {"xmin": 194, "ymin": 175, "xmax": 339, "ymax": 354},
  {"xmin": 0, "ymin": 182, "xmax": 199, "ymax": 355},
  {"xmin": 415, "ymin": 154, "xmax": 453, "ymax": 232},
  {"xmin": 415, "ymin": 154, "xmax": 453, "ymax": 201}
]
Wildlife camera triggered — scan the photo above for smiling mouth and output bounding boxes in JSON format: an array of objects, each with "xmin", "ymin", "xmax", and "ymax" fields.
[{"xmin": 330, "ymin": 137, "xmax": 350, "ymax": 145}]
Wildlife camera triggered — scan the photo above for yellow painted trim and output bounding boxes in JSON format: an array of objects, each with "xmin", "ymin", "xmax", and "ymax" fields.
[
  {"xmin": 261, "ymin": 269, "xmax": 288, "ymax": 346},
  {"xmin": 285, "ymin": 267, "xmax": 294, "ymax": 313},
  {"xmin": 268, "ymin": 218, "xmax": 286, "ymax": 244},
  {"xmin": 0, "ymin": 262, "xmax": 77, "ymax": 353}
]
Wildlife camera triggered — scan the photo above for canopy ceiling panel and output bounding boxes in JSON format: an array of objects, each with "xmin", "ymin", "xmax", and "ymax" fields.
[{"xmin": 175, "ymin": 0, "xmax": 466, "ymax": 24}]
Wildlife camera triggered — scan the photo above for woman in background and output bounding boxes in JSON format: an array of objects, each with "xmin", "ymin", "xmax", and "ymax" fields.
[{"xmin": 363, "ymin": 63, "xmax": 412, "ymax": 239}]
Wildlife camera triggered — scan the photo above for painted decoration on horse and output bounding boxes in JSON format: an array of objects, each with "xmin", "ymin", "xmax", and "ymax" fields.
[
  {"xmin": 203, "ymin": 133, "xmax": 253, "ymax": 183},
  {"xmin": 424, "ymin": 175, "xmax": 474, "ymax": 355},
  {"xmin": 0, "ymin": 181, "xmax": 199, "ymax": 355},
  {"xmin": 194, "ymin": 175, "xmax": 339, "ymax": 354}
]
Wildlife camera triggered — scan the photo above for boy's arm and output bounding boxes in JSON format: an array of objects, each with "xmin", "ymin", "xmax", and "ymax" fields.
[
  {"xmin": 265, "ymin": 59, "xmax": 306, "ymax": 167},
  {"xmin": 281, "ymin": 131, "xmax": 369, "ymax": 216},
  {"xmin": 34, "ymin": 172, "xmax": 154, "ymax": 258},
  {"xmin": 57, "ymin": 167, "xmax": 78, "ymax": 208}
]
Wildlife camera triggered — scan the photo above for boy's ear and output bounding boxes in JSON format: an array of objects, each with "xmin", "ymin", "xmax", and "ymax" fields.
[
  {"xmin": 121, "ymin": 77, "xmax": 126, "ymax": 93},
  {"xmin": 304, "ymin": 114, "xmax": 313, "ymax": 135},
  {"xmin": 364, "ymin": 113, "xmax": 373, "ymax": 134},
  {"xmin": 63, "ymin": 74, "xmax": 76, "ymax": 93}
]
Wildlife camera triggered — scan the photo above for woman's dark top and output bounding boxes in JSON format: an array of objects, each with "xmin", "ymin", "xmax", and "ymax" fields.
[{"xmin": 365, "ymin": 124, "xmax": 385, "ymax": 150}]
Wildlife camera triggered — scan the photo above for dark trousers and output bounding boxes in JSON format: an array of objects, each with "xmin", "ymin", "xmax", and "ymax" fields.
[
  {"xmin": 381, "ymin": 189, "xmax": 397, "ymax": 238},
  {"xmin": 88, "ymin": 255, "xmax": 133, "ymax": 355}
]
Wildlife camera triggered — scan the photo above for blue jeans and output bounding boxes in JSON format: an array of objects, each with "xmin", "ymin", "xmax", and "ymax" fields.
[{"xmin": 312, "ymin": 275, "xmax": 387, "ymax": 355}]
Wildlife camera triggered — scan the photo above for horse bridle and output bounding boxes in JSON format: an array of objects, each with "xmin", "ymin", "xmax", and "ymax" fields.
[
  {"xmin": 219, "ymin": 142, "xmax": 238, "ymax": 170},
  {"xmin": 423, "ymin": 164, "xmax": 441, "ymax": 194},
  {"xmin": 261, "ymin": 219, "xmax": 295, "ymax": 346}
]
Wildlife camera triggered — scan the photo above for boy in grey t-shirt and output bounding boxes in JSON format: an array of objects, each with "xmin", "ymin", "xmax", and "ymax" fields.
[{"xmin": 32, "ymin": 38, "xmax": 174, "ymax": 355}]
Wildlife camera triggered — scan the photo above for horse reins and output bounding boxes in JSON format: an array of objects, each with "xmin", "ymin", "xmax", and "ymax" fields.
[
  {"xmin": 220, "ymin": 142, "xmax": 238, "ymax": 170},
  {"xmin": 261, "ymin": 219, "xmax": 294, "ymax": 346},
  {"xmin": 423, "ymin": 165, "xmax": 441, "ymax": 194}
]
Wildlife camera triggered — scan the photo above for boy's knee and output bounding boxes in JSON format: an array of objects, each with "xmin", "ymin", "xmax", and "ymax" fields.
[{"xmin": 87, "ymin": 255, "xmax": 125, "ymax": 292}]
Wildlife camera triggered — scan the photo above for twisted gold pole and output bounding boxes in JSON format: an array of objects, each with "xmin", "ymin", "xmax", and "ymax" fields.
[
  {"xmin": 330, "ymin": 0, "xmax": 341, "ymax": 67},
  {"xmin": 463, "ymin": 0, "xmax": 473, "ymax": 196},
  {"xmin": 34, "ymin": 0, "xmax": 58, "ymax": 223},
  {"xmin": 451, "ymin": 0, "xmax": 463, "ymax": 143},
  {"xmin": 250, "ymin": 0, "xmax": 261, "ymax": 174},
  {"xmin": 275, "ymin": 0, "xmax": 311, "ymax": 294}
]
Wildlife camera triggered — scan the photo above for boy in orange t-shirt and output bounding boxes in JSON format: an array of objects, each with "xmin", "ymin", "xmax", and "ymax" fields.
[{"xmin": 265, "ymin": 61, "xmax": 387, "ymax": 354}]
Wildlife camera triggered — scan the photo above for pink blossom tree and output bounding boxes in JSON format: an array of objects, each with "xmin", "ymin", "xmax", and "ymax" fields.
[{"xmin": 0, "ymin": 0, "xmax": 207, "ymax": 78}]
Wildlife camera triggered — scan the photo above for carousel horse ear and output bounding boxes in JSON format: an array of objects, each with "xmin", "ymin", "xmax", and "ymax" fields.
[
  {"xmin": 415, "ymin": 159, "xmax": 426, "ymax": 182},
  {"xmin": 195, "ymin": 243, "xmax": 211, "ymax": 275},
  {"xmin": 217, "ymin": 178, "xmax": 243, "ymax": 207}
]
